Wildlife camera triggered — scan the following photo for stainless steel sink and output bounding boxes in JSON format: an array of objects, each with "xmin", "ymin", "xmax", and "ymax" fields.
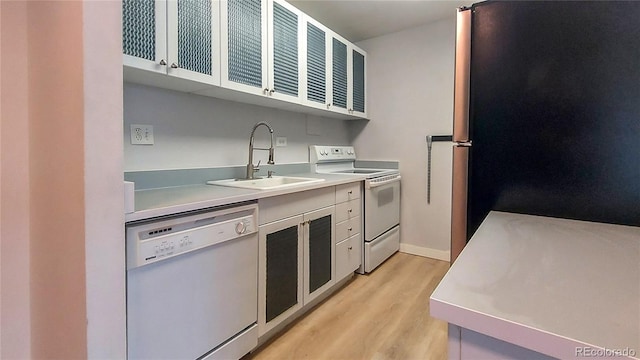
[{"xmin": 207, "ymin": 176, "xmax": 324, "ymax": 190}]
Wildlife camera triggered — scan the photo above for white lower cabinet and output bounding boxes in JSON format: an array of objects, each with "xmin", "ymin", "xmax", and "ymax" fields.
[
  {"xmin": 334, "ymin": 182, "xmax": 363, "ymax": 281},
  {"xmin": 258, "ymin": 214, "xmax": 304, "ymax": 336},
  {"xmin": 336, "ymin": 234, "xmax": 361, "ymax": 281},
  {"xmin": 257, "ymin": 182, "xmax": 362, "ymax": 340},
  {"xmin": 258, "ymin": 191, "xmax": 335, "ymax": 337}
]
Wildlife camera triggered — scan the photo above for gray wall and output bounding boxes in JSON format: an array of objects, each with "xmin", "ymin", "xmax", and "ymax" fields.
[
  {"xmin": 351, "ymin": 17, "xmax": 456, "ymax": 258},
  {"xmin": 124, "ymin": 83, "xmax": 353, "ymax": 171}
]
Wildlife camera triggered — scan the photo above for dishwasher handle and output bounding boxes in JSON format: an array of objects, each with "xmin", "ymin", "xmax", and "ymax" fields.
[{"xmin": 365, "ymin": 175, "xmax": 401, "ymax": 189}]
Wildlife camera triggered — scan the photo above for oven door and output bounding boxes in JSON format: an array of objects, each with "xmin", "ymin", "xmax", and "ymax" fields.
[{"xmin": 364, "ymin": 175, "xmax": 401, "ymax": 241}]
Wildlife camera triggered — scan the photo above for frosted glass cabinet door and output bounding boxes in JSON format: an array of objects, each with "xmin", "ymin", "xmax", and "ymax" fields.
[
  {"xmin": 122, "ymin": 0, "xmax": 167, "ymax": 73},
  {"xmin": 331, "ymin": 35, "xmax": 349, "ymax": 115},
  {"xmin": 267, "ymin": 0, "xmax": 304, "ymax": 103},
  {"xmin": 302, "ymin": 16, "xmax": 331, "ymax": 110},
  {"xmin": 221, "ymin": 0, "xmax": 269, "ymax": 96},
  {"xmin": 166, "ymin": 0, "xmax": 221, "ymax": 85},
  {"xmin": 350, "ymin": 44, "xmax": 367, "ymax": 117}
]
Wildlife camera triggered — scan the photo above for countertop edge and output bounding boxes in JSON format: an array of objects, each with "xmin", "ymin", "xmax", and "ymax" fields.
[
  {"xmin": 125, "ymin": 174, "xmax": 366, "ymax": 223},
  {"xmin": 429, "ymin": 211, "xmax": 640, "ymax": 360},
  {"xmin": 429, "ymin": 296, "xmax": 639, "ymax": 359}
]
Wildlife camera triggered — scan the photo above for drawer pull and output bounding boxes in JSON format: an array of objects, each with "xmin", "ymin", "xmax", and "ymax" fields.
[
  {"xmin": 348, "ymin": 209, "xmax": 353, "ymax": 213},
  {"xmin": 348, "ymin": 227, "xmax": 353, "ymax": 231},
  {"xmin": 348, "ymin": 246, "xmax": 353, "ymax": 250},
  {"xmin": 348, "ymin": 190, "xmax": 353, "ymax": 194}
]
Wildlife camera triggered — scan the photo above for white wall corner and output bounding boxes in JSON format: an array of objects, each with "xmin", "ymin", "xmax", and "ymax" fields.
[{"xmin": 399, "ymin": 243, "xmax": 450, "ymax": 262}]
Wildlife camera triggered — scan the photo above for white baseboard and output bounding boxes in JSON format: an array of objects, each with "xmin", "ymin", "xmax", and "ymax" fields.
[{"xmin": 399, "ymin": 243, "xmax": 450, "ymax": 262}]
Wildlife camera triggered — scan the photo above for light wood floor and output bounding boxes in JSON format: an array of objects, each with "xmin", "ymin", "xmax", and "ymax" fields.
[{"xmin": 246, "ymin": 252, "xmax": 450, "ymax": 360}]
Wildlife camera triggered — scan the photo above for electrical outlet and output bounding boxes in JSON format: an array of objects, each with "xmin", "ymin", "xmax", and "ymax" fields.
[
  {"xmin": 130, "ymin": 124, "xmax": 154, "ymax": 145},
  {"xmin": 276, "ymin": 137, "xmax": 287, "ymax": 147}
]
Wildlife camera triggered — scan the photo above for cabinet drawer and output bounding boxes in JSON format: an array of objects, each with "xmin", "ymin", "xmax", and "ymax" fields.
[
  {"xmin": 335, "ymin": 234, "xmax": 361, "ymax": 281},
  {"xmin": 259, "ymin": 187, "xmax": 335, "ymax": 225},
  {"xmin": 335, "ymin": 182, "xmax": 361, "ymax": 203},
  {"xmin": 335, "ymin": 198, "xmax": 361, "ymax": 223},
  {"xmin": 335, "ymin": 216, "xmax": 361, "ymax": 243}
]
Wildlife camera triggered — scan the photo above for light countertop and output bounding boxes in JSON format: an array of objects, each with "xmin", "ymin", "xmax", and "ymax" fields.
[
  {"xmin": 430, "ymin": 211, "xmax": 640, "ymax": 359},
  {"xmin": 126, "ymin": 172, "xmax": 367, "ymax": 222}
]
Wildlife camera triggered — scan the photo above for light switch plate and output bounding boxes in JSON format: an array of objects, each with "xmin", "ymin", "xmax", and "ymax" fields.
[{"xmin": 130, "ymin": 124, "xmax": 154, "ymax": 145}]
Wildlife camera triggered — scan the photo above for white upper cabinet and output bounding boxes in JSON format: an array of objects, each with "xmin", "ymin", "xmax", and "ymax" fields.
[
  {"xmin": 301, "ymin": 16, "xmax": 331, "ymax": 111},
  {"xmin": 327, "ymin": 30, "xmax": 367, "ymax": 117},
  {"xmin": 122, "ymin": 0, "xmax": 221, "ymax": 87},
  {"xmin": 122, "ymin": 0, "xmax": 167, "ymax": 74},
  {"xmin": 350, "ymin": 43, "xmax": 367, "ymax": 117},
  {"xmin": 123, "ymin": 0, "xmax": 366, "ymax": 118},
  {"xmin": 268, "ymin": 0, "xmax": 304, "ymax": 103},
  {"xmin": 330, "ymin": 32, "xmax": 350, "ymax": 116},
  {"xmin": 220, "ymin": 0, "xmax": 268, "ymax": 95},
  {"xmin": 220, "ymin": 0, "xmax": 303, "ymax": 104}
]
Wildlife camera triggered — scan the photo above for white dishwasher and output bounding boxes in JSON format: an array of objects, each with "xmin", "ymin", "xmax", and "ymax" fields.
[{"xmin": 126, "ymin": 202, "xmax": 259, "ymax": 360}]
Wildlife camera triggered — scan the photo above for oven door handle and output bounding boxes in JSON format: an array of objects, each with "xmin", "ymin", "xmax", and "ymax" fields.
[{"xmin": 365, "ymin": 175, "xmax": 401, "ymax": 189}]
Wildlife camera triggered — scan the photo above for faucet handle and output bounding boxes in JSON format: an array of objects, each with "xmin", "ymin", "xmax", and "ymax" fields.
[
  {"xmin": 267, "ymin": 170, "xmax": 276, "ymax": 178},
  {"xmin": 253, "ymin": 160, "xmax": 261, "ymax": 172}
]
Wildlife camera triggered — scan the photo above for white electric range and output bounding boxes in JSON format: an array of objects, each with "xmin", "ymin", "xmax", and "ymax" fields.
[{"xmin": 310, "ymin": 145, "xmax": 401, "ymax": 273}]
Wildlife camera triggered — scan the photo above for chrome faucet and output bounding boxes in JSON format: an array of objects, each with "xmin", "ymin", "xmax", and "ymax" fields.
[{"xmin": 246, "ymin": 122, "xmax": 275, "ymax": 179}]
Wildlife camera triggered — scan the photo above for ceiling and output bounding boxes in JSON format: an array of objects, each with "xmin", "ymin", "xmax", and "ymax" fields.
[{"xmin": 288, "ymin": 0, "xmax": 470, "ymax": 43}]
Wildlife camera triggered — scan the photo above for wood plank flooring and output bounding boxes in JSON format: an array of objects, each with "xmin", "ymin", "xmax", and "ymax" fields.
[{"xmin": 246, "ymin": 252, "xmax": 450, "ymax": 360}]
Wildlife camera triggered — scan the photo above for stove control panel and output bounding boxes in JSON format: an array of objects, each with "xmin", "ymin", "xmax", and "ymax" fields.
[{"xmin": 310, "ymin": 145, "xmax": 356, "ymax": 163}]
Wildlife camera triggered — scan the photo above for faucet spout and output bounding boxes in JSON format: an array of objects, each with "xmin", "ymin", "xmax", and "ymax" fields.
[{"xmin": 246, "ymin": 122, "xmax": 275, "ymax": 180}]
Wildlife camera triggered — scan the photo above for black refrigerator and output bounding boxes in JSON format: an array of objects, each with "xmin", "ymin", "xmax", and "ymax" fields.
[{"xmin": 451, "ymin": 1, "xmax": 640, "ymax": 262}]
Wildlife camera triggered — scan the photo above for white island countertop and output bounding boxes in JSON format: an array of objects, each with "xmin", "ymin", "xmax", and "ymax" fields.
[{"xmin": 430, "ymin": 211, "xmax": 640, "ymax": 359}]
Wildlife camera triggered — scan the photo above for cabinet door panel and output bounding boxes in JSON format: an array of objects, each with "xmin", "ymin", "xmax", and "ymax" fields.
[
  {"xmin": 165, "ymin": 0, "xmax": 220, "ymax": 85},
  {"xmin": 258, "ymin": 215, "xmax": 303, "ymax": 336},
  {"xmin": 123, "ymin": 0, "xmax": 167, "ymax": 73},
  {"xmin": 306, "ymin": 21, "xmax": 327, "ymax": 105},
  {"xmin": 308, "ymin": 214, "xmax": 332, "ymax": 293},
  {"xmin": 176, "ymin": 0, "xmax": 212, "ymax": 75},
  {"xmin": 303, "ymin": 206, "xmax": 335, "ymax": 304},
  {"xmin": 352, "ymin": 48, "xmax": 365, "ymax": 113},
  {"xmin": 271, "ymin": 1, "xmax": 299, "ymax": 97},
  {"xmin": 336, "ymin": 234, "xmax": 361, "ymax": 281},
  {"xmin": 225, "ymin": 0, "xmax": 265, "ymax": 88},
  {"xmin": 265, "ymin": 225, "xmax": 299, "ymax": 322},
  {"xmin": 332, "ymin": 37, "xmax": 348, "ymax": 110}
]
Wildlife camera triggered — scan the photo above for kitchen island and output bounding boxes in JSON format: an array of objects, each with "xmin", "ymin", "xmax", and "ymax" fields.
[{"xmin": 430, "ymin": 211, "xmax": 640, "ymax": 360}]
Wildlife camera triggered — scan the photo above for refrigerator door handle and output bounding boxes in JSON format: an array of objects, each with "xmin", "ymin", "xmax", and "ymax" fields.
[
  {"xmin": 454, "ymin": 141, "xmax": 472, "ymax": 147},
  {"xmin": 453, "ymin": 8, "xmax": 472, "ymax": 143}
]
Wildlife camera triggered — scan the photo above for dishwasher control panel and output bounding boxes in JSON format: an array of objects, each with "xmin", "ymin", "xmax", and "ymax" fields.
[{"xmin": 126, "ymin": 204, "xmax": 257, "ymax": 269}]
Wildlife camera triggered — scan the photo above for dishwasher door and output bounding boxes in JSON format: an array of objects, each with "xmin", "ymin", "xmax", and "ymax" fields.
[{"xmin": 126, "ymin": 203, "xmax": 258, "ymax": 360}]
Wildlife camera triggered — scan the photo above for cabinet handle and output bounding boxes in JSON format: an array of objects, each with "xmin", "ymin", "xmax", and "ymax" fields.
[
  {"xmin": 326, "ymin": 104, "xmax": 331, "ymax": 109},
  {"xmin": 348, "ymin": 190, "xmax": 353, "ymax": 194},
  {"xmin": 348, "ymin": 246, "xmax": 353, "ymax": 250},
  {"xmin": 159, "ymin": 59, "xmax": 167, "ymax": 66},
  {"xmin": 269, "ymin": 89, "xmax": 275, "ymax": 95},
  {"xmin": 348, "ymin": 227, "xmax": 353, "ymax": 231},
  {"xmin": 263, "ymin": 88, "xmax": 270, "ymax": 95},
  {"xmin": 170, "ymin": 63, "xmax": 178, "ymax": 69},
  {"xmin": 348, "ymin": 209, "xmax": 353, "ymax": 213}
]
